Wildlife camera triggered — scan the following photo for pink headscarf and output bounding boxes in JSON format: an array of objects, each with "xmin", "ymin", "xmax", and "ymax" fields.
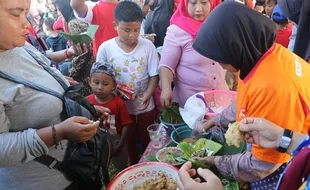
[{"xmin": 170, "ymin": 0, "xmax": 221, "ymax": 39}]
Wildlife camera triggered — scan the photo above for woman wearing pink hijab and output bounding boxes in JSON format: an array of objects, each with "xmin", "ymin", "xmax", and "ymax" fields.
[{"xmin": 159, "ymin": 0, "xmax": 227, "ymax": 108}]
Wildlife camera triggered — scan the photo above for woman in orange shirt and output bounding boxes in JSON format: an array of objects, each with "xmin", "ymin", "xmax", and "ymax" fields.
[{"xmin": 192, "ymin": 1, "xmax": 310, "ymax": 190}]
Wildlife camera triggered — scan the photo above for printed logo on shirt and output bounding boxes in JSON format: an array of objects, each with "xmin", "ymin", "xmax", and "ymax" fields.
[
  {"xmin": 294, "ymin": 55, "xmax": 302, "ymax": 77},
  {"xmin": 239, "ymin": 108, "xmax": 247, "ymax": 119},
  {"xmin": 108, "ymin": 115, "xmax": 117, "ymax": 135}
]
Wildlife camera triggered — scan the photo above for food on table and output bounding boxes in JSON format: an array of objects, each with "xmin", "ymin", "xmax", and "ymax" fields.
[
  {"xmin": 225, "ymin": 122, "xmax": 244, "ymax": 148},
  {"xmin": 181, "ymin": 138, "xmax": 196, "ymax": 144},
  {"xmin": 133, "ymin": 173, "xmax": 177, "ymax": 190},
  {"xmin": 177, "ymin": 138, "xmax": 222, "ymax": 168},
  {"xmin": 156, "ymin": 147, "xmax": 184, "ymax": 165},
  {"xmin": 161, "ymin": 103, "xmax": 184, "ymax": 124}
]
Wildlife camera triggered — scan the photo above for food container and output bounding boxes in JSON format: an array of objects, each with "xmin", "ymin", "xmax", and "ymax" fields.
[
  {"xmin": 204, "ymin": 90, "xmax": 237, "ymax": 119},
  {"xmin": 107, "ymin": 162, "xmax": 179, "ymax": 190},
  {"xmin": 156, "ymin": 147, "xmax": 184, "ymax": 167},
  {"xmin": 160, "ymin": 116, "xmax": 186, "ymax": 136},
  {"xmin": 170, "ymin": 126, "xmax": 192, "ymax": 145}
]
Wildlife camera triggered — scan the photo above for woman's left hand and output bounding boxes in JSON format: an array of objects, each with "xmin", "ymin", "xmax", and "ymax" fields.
[
  {"xmin": 192, "ymin": 156, "xmax": 216, "ymax": 168},
  {"xmin": 64, "ymin": 76, "xmax": 78, "ymax": 85},
  {"xmin": 67, "ymin": 43, "xmax": 92, "ymax": 58}
]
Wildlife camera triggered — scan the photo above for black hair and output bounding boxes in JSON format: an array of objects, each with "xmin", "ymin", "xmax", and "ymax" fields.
[
  {"xmin": 255, "ymin": 1, "xmax": 265, "ymax": 7},
  {"xmin": 44, "ymin": 18, "xmax": 55, "ymax": 30},
  {"xmin": 266, "ymin": 0, "xmax": 277, "ymax": 5},
  {"xmin": 114, "ymin": 1, "xmax": 144, "ymax": 24}
]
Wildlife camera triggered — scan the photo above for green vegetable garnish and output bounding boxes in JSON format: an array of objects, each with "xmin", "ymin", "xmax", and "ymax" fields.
[
  {"xmin": 146, "ymin": 155, "xmax": 157, "ymax": 162},
  {"xmin": 161, "ymin": 103, "xmax": 184, "ymax": 124},
  {"xmin": 166, "ymin": 153, "xmax": 176, "ymax": 162},
  {"xmin": 178, "ymin": 142, "xmax": 195, "ymax": 159}
]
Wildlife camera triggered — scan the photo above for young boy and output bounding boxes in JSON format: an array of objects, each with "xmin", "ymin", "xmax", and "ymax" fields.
[
  {"xmin": 265, "ymin": 0, "xmax": 277, "ymax": 18},
  {"xmin": 87, "ymin": 62, "xmax": 132, "ymax": 171},
  {"xmin": 44, "ymin": 18, "xmax": 68, "ymax": 52},
  {"xmin": 254, "ymin": 1, "xmax": 265, "ymax": 13},
  {"xmin": 96, "ymin": 1, "xmax": 159, "ymax": 164},
  {"xmin": 272, "ymin": 4, "xmax": 292, "ymax": 48},
  {"xmin": 70, "ymin": 0, "xmax": 118, "ymax": 57}
]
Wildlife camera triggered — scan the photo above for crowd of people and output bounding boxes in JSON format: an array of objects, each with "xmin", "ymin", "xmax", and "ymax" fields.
[{"xmin": 0, "ymin": 0, "xmax": 309, "ymax": 189}]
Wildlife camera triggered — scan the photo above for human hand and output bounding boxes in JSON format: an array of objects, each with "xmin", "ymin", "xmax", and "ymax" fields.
[
  {"xmin": 192, "ymin": 120, "xmax": 207, "ymax": 139},
  {"xmin": 239, "ymin": 117, "xmax": 283, "ymax": 149},
  {"xmin": 178, "ymin": 162, "xmax": 223, "ymax": 190},
  {"xmin": 94, "ymin": 106, "xmax": 111, "ymax": 122},
  {"xmin": 191, "ymin": 156, "xmax": 215, "ymax": 168},
  {"xmin": 160, "ymin": 87, "xmax": 173, "ymax": 108},
  {"xmin": 138, "ymin": 94, "xmax": 151, "ymax": 111},
  {"xmin": 67, "ymin": 43, "xmax": 92, "ymax": 58},
  {"xmin": 143, "ymin": 34, "xmax": 155, "ymax": 43},
  {"xmin": 64, "ymin": 76, "xmax": 78, "ymax": 85},
  {"xmin": 203, "ymin": 119, "xmax": 215, "ymax": 131},
  {"xmin": 55, "ymin": 116, "xmax": 99, "ymax": 142}
]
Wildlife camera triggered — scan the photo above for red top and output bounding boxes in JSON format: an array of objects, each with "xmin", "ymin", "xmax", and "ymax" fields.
[
  {"xmin": 91, "ymin": 1, "xmax": 118, "ymax": 57},
  {"xmin": 53, "ymin": 16, "xmax": 65, "ymax": 31},
  {"xmin": 275, "ymin": 25, "xmax": 292, "ymax": 48},
  {"xmin": 87, "ymin": 94, "xmax": 132, "ymax": 134},
  {"xmin": 26, "ymin": 25, "xmax": 40, "ymax": 46},
  {"xmin": 247, "ymin": 0, "xmax": 254, "ymax": 9}
]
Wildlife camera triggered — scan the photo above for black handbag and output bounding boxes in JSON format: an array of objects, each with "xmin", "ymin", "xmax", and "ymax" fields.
[{"xmin": 0, "ymin": 47, "xmax": 112, "ymax": 189}]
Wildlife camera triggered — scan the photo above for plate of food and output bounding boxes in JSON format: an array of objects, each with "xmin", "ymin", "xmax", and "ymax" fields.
[
  {"xmin": 107, "ymin": 162, "xmax": 179, "ymax": 190},
  {"xmin": 156, "ymin": 147, "xmax": 185, "ymax": 166}
]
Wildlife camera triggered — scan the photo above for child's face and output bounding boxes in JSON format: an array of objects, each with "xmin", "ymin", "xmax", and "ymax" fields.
[
  {"xmin": 265, "ymin": 2, "xmax": 276, "ymax": 17},
  {"xmin": 89, "ymin": 73, "xmax": 116, "ymax": 101},
  {"xmin": 114, "ymin": 21, "xmax": 141, "ymax": 46},
  {"xmin": 254, "ymin": 5, "xmax": 264, "ymax": 13}
]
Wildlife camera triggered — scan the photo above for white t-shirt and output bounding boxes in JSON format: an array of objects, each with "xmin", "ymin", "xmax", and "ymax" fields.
[
  {"xmin": 73, "ymin": 1, "xmax": 97, "ymax": 24},
  {"xmin": 97, "ymin": 37, "xmax": 159, "ymax": 115}
]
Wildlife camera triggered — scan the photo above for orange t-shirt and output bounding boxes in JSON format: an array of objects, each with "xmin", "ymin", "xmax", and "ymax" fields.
[{"xmin": 236, "ymin": 44, "xmax": 310, "ymax": 164}]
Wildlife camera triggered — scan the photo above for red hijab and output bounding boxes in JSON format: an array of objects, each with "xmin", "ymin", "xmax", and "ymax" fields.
[{"xmin": 170, "ymin": 0, "xmax": 221, "ymax": 39}]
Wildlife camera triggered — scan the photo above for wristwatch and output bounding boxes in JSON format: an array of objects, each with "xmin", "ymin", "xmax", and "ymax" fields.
[{"xmin": 276, "ymin": 129, "xmax": 293, "ymax": 153}]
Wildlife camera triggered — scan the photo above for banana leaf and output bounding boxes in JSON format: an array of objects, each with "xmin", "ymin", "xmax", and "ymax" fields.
[
  {"xmin": 177, "ymin": 142, "xmax": 194, "ymax": 159},
  {"xmin": 192, "ymin": 138, "xmax": 223, "ymax": 155},
  {"xmin": 61, "ymin": 25, "xmax": 99, "ymax": 45},
  {"xmin": 161, "ymin": 103, "xmax": 184, "ymax": 124}
]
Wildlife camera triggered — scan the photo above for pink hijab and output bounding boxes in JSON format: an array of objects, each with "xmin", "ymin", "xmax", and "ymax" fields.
[{"xmin": 170, "ymin": 0, "xmax": 221, "ymax": 39}]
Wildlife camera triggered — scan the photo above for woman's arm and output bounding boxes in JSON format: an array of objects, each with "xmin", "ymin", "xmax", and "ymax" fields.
[
  {"xmin": 214, "ymin": 152, "xmax": 281, "ymax": 182},
  {"xmin": 158, "ymin": 26, "xmax": 182, "ymax": 108},
  {"xmin": 195, "ymin": 151, "xmax": 280, "ymax": 182},
  {"xmin": 46, "ymin": 43, "xmax": 90, "ymax": 63},
  {"xmin": 0, "ymin": 103, "xmax": 98, "ymax": 167},
  {"xmin": 239, "ymin": 117, "xmax": 307, "ymax": 155},
  {"xmin": 202, "ymin": 102, "xmax": 237, "ymax": 132}
]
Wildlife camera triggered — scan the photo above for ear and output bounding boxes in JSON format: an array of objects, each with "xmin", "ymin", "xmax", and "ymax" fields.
[
  {"xmin": 112, "ymin": 81, "xmax": 117, "ymax": 91},
  {"xmin": 113, "ymin": 21, "xmax": 117, "ymax": 31},
  {"xmin": 88, "ymin": 77, "xmax": 92, "ymax": 85}
]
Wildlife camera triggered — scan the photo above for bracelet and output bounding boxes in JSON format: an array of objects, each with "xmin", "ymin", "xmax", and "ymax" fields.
[
  {"xmin": 64, "ymin": 49, "xmax": 69, "ymax": 60},
  {"xmin": 52, "ymin": 125, "xmax": 59, "ymax": 149}
]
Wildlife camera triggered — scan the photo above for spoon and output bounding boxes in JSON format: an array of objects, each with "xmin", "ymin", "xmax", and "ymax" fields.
[{"xmin": 196, "ymin": 94, "xmax": 215, "ymax": 113}]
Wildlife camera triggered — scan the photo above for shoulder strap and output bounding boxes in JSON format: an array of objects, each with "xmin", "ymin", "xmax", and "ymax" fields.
[
  {"xmin": 23, "ymin": 47, "xmax": 69, "ymax": 90},
  {"xmin": 0, "ymin": 71, "xmax": 64, "ymax": 100},
  {"xmin": 0, "ymin": 70, "xmax": 66, "ymax": 170}
]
